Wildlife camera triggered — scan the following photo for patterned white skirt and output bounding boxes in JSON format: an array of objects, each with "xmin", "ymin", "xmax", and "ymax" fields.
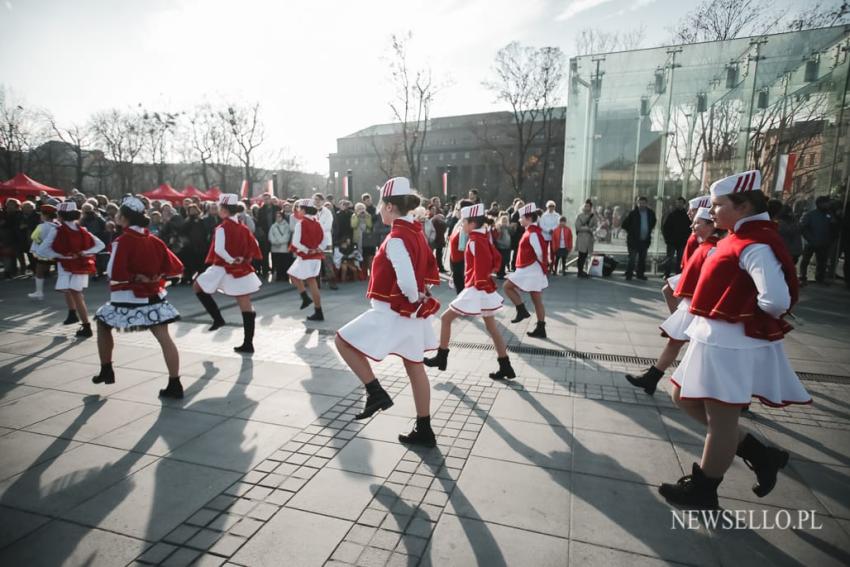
[
  {"xmin": 450, "ymin": 287, "xmax": 504, "ymax": 317},
  {"xmin": 659, "ymin": 298, "xmax": 693, "ymax": 341},
  {"xmin": 288, "ymin": 257, "xmax": 321, "ymax": 280},
  {"xmin": 95, "ymin": 301, "xmax": 181, "ymax": 332},
  {"xmin": 671, "ymin": 339, "xmax": 812, "ymax": 407},
  {"xmin": 506, "ymin": 263, "xmax": 548, "ymax": 292},
  {"xmin": 337, "ymin": 301, "xmax": 438, "ymax": 363},
  {"xmin": 196, "ymin": 265, "xmax": 262, "ymax": 296}
]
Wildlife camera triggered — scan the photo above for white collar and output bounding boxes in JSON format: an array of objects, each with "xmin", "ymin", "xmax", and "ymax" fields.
[
  {"xmin": 63, "ymin": 221, "xmax": 78, "ymax": 230},
  {"xmin": 733, "ymin": 212, "xmax": 770, "ymax": 232},
  {"xmin": 401, "ymin": 214, "xmax": 414, "ymax": 222},
  {"xmin": 129, "ymin": 225, "xmax": 145, "ymax": 234},
  {"xmin": 473, "ymin": 226, "xmax": 488, "ymax": 234}
]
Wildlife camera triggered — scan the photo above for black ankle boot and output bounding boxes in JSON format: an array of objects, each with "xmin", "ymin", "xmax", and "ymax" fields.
[
  {"xmin": 736, "ymin": 433, "xmax": 789, "ymax": 497},
  {"xmin": 489, "ymin": 356, "xmax": 516, "ymax": 380},
  {"xmin": 196, "ymin": 291, "xmax": 225, "ymax": 330},
  {"xmin": 659, "ymin": 463, "xmax": 722, "ymax": 509},
  {"xmin": 306, "ymin": 308, "xmax": 324, "ymax": 321},
  {"xmin": 527, "ymin": 321, "xmax": 546, "ymax": 338},
  {"xmin": 63, "ymin": 310, "xmax": 79, "ymax": 325},
  {"xmin": 76, "ymin": 323, "xmax": 93, "ymax": 338},
  {"xmin": 300, "ymin": 291, "xmax": 312, "ymax": 310},
  {"xmin": 159, "ymin": 377, "xmax": 184, "ymax": 399},
  {"xmin": 625, "ymin": 366, "xmax": 664, "ymax": 396},
  {"xmin": 423, "ymin": 348, "xmax": 449, "ymax": 371},
  {"xmin": 355, "ymin": 380, "xmax": 394, "ymax": 420},
  {"xmin": 511, "ymin": 303, "xmax": 531, "ymax": 323},
  {"xmin": 399, "ymin": 416, "xmax": 436, "ymax": 448},
  {"xmin": 92, "ymin": 363, "xmax": 115, "ymax": 384},
  {"xmin": 234, "ymin": 311, "xmax": 256, "ymax": 353}
]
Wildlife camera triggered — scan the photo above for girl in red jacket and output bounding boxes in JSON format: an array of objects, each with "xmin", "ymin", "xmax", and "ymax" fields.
[
  {"xmin": 50, "ymin": 201, "xmax": 105, "ymax": 338},
  {"xmin": 625, "ymin": 206, "xmax": 722, "ymax": 396},
  {"xmin": 658, "ymin": 171, "xmax": 810, "ymax": 509},
  {"xmin": 92, "ymin": 197, "xmax": 185, "ymax": 397},
  {"xmin": 193, "ymin": 193, "xmax": 262, "ymax": 353},
  {"xmin": 287, "ymin": 198, "xmax": 325, "ymax": 321},
  {"xmin": 335, "ymin": 177, "xmax": 442, "ymax": 448},
  {"xmin": 425, "ymin": 204, "xmax": 515, "ymax": 380},
  {"xmin": 503, "ymin": 202, "xmax": 548, "ymax": 338}
]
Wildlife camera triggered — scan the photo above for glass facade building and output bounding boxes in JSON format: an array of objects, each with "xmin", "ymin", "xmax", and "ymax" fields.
[{"xmin": 562, "ymin": 25, "xmax": 850, "ymax": 254}]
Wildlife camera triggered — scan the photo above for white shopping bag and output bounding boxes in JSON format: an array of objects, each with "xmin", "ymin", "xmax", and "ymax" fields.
[{"xmin": 588, "ymin": 255, "xmax": 604, "ymax": 277}]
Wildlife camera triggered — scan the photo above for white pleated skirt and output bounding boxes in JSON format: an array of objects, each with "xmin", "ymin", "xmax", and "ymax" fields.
[
  {"xmin": 337, "ymin": 301, "xmax": 438, "ymax": 363},
  {"xmin": 450, "ymin": 287, "xmax": 504, "ymax": 317},
  {"xmin": 288, "ymin": 257, "xmax": 321, "ymax": 280},
  {"xmin": 660, "ymin": 298, "xmax": 693, "ymax": 341},
  {"xmin": 506, "ymin": 263, "xmax": 548, "ymax": 292},
  {"xmin": 196, "ymin": 265, "xmax": 262, "ymax": 296},
  {"xmin": 55, "ymin": 265, "xmax": 89, "ymax": 292},
  {"xmin": 671, "ymin": 339, "xmax": 812, "ymax": 407}
]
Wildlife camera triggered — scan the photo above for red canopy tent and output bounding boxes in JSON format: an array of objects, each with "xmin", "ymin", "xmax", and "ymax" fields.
[
  {"xmin": 142, "ymin": 183, "xmax": 185, "ymax": 204},
  {"xmin": 0, "ymin": 173, "xmax": 65, "ymax": 202},
  {"xmin": 181, "ymin": 185, "xmax": 214, "ymax": 201},
  {"xmin": 206, "ymin": 186, "xmax": 222, "ymax": 200}
]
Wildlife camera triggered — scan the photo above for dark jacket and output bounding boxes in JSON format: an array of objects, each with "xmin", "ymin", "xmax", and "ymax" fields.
[
  {"xmin": 622, "ymin": 206, "xmax": 657, "ymax": 247},
  {"xmin": 662, "ymin": 208, "xmax": 691, "ymax": 248},
  {"xmin": 800, "ymin": 209, "xmax": 833, "ymax": 248},
  {"xmin": 334, "ymin": 209, "xmax": 354, "ymax": 244}
]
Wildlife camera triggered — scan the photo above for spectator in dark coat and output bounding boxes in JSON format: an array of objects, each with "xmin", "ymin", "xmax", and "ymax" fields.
[
  {"xmin": 179, "ymin": 204, "xmax": 210, "ymax": 284},
  {"xmin": 661, "ymin": 197, "xmax": 691, "ymax": 278},
  {"xmin": 334, "ymin": 200, "xmax": 354, "ymax": 245},
  {"xmin": 255, "ymin": 194, "xmax": 278, "ymax": 277},
  {"xmin": 622, "ymin": 196, "xmax": 657, "ymax": 280},
  {"xmin": 800, "ymin": 195, "xmax": 835, "ymax": 284},
  {"xmin": 777, "ymin": 205, "xmax": 803, "ymax": 265}
]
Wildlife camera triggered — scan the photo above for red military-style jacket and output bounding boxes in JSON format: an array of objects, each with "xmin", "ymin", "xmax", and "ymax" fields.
[
  {"xmin": 516, "ymin": 224, "xmax": 548, "ymax": 272},
  {"xmin": 464, "ymin": 230, "xmax": 501, "ymax": 293},
  {"xmin": 674, "ymin": 235, "xmax": 719, "ymax": 299},
  {"xmin": 292, "ymin": 217, "xmax": 324, "ymax": 260},
  {"xmin": 204, "ymin": 218, "xmax": 262, "ymax": 277},
  {"xmin": 110, "ymin": 227, "xmax": 184, "ymax": 298},
  {"xmin": 52, "ymin": 223, "xmax": 96, "ymax": 274}
]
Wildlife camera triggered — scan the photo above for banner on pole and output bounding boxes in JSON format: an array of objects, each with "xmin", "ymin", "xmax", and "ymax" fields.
[
  {"xmin": 240, "ymin": 179, "xmax": 249, "ymax": 199},
  {"xmin": 774, "ymin": 153, "xmax": 797, "ymax": 193},
  {"xmin": 442, "ymin": 171, "xmax": 448, "ymax": 197},
  {"xmin": 342, "ymin": 176, "xmax": 349, "ymax": 198}
]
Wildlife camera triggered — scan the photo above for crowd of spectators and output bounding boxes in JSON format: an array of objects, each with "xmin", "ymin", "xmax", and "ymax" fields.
[{"xmin": 1, "ymin": 187, "xmax": 847, "ymax": 289}]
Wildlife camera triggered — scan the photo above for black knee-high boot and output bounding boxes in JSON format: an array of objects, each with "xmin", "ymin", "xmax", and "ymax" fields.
[
  {"xmin": 234, "ymin": 311, "xmax": 256, "ymax": 353},
  {"xmin": 196, "ymin": 291, "xmax": 225, "ymax": 330}
]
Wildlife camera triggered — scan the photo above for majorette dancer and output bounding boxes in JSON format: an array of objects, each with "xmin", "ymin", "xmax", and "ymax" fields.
[
  {"xmin": 424, "ymin": 203, "xmax": 516, "ymax": 380},
  {"xmin": 658, "ymin": 170, "xmax": 811, "ymax": 509},
  {"xmin": 447, "ymin": 199, "xmax": 474, "ymax": 295},
  {"xmin": 624, "ymin": 206, "xmax": 722, "ymax": 395},
  {"xmin": 502, "ymin": 202, "xmax": 548, "ymax": 338},
  {"xmin": 193, "ymin": 193, "xmax": 262, "ymax": 353},
  {"xmin": 27, "ymin": 198, "xmax": 60, "ymax": 301},
  {"xmin": 287, "ymin": 198, "xmax": 325, "ymax": 322},
  {"xmin": 49, "ymin": 201, "xmax": 105, "ymax": 338},
  {"xmin": 92, "ymin": 197, "xmax": 185, "ymax": 398},
  {"xmin": 335, "ymin": 177, "xmax": 442, "ymax": 448}
]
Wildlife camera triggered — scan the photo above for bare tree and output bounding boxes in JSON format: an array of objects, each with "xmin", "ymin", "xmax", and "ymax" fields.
[
  {"xmin": 48, "ymin": 115, "xmax": 95, "ymax": 191},
  {"xmin": 0, "ymin": 86, "xmax": 40, "ymax": 178},
  {"xmin": 669, "ymin": 0, "xmax": 778, "ymax": 44},
  {"xmin": 259, "ymin": 147, "xmax": 303, "ymax": 196},
  {"xmin": 369, "ymin": 131, "xmax": 403, "ymax": 179},
  {"xmin": 141, "ymin": 108, "xmax": 179, "ymax": 186},
  {"xmin": 483, "ymin": 42, "xmax": 565, "ymax": 197},
  {"xmin": 387, "ymin": 33, "xmax": 436, "ymax": 188},
  {"xmin": 90, "ymin": 108, "xmax": 144, "ymax": 195},
  {"xmin": 575, "ymin": 26, "xmax": 646, "ymax": 56},
  {"xmin": 221, "ymin": 102, "xmax": 264, "ymax": 192},
  {"xmin": 786, "ymin": 0, "xmax": 850, "ymax": 31},
  {"xmin": 186, "ymin": 103, "xmax": 229, "ymax": 190}
]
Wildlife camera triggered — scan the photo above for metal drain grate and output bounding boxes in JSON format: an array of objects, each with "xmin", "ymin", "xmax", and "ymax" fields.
[{"xmin": 447, "ymin": 340, "xmax": 662, "ymax": 366}]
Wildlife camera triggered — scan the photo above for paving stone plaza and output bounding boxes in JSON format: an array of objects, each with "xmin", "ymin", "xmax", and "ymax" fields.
[{"xmin": 0, "ymin": 275, "xmax": 848, "ymax": 566}]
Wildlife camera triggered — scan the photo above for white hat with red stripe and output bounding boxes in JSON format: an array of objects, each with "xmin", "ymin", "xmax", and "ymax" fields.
[
  {"xmin": 518, "ymin": 202, "xmax": 539, "ymax": 216},
  {"xmin": 689, "ymin": 196, "xmax": 711, "ymax": 210},
  {"xmin": 694, "ymin": 207, "xmax": 713, "ymax": 222},
  {"xmin": 296, "ymin": 198, "xmax": 314, "ymax": 209},
  {"xmin": 219, "ymin": 193, "xmax": 239, "ymax": 206},
  {"xmin": 710, "ymin": 170, "xmax": 761, "ymax": 198},
  {"xmin": 57, "ymin": 201, "xmax": 77, "ymax": 212},
  {"xmin": 380, "ymin": 177, "xmax": 413, "ymax": 198},
  {"xmin": 461, "ymin": 203, "xmax": 485, "ymax": 219}
]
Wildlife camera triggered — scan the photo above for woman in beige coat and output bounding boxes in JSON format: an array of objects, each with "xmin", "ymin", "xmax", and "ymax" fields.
[{"xmin": 574, "ymin": 199, "xmax": 597, "ymax": 278}]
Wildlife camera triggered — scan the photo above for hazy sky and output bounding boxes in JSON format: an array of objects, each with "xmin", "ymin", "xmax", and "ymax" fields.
[{"xmin": 0, "ymin": 0, "xmax": 793, "ymax": 174}]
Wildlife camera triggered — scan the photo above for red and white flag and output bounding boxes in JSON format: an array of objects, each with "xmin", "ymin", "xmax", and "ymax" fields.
[
  {"xmin": 342, "ymin": 175, "xmax": 349, "ymax": 198},
  {"xmin": 774, "ymin": 153, "xmax": 797, "ymax": 193},
  {"xmin": 265, "ymin": 179, "xmax": 274, "ymax": 196},
  {"xmin": 240, "ymin": 179, "xmax": 250, "ymax": 199},
  {"xmin": 442, "ymin": 171, "xmax": 448, "ymax": 197}
]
